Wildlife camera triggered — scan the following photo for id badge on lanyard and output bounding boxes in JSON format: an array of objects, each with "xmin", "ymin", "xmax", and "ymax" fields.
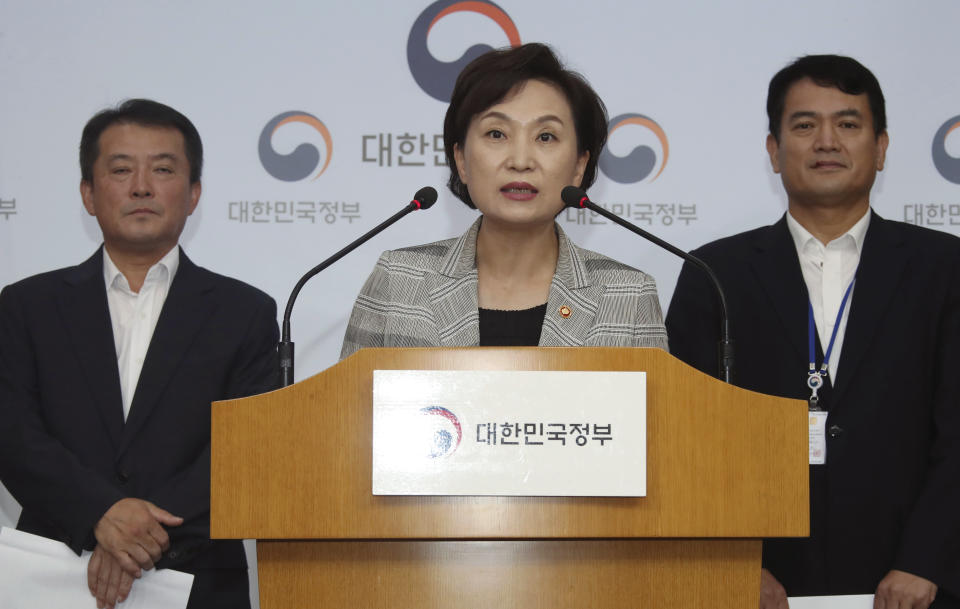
[{"xmin": 806, "ymin": 276, "xmax": 855, "ymax": 465}]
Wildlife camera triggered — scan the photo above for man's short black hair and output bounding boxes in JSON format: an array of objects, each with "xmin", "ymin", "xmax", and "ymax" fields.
[
  {"xmin": 767, "ymin": 54, "xmax": 886, "ymax": 142},
  {"xmin": 80, "ymin": 98, "xmax": 203, "ymax": 184},
  {"xmin": 443, "ymin": 42, "xmax": 608, "ymax": 209}
]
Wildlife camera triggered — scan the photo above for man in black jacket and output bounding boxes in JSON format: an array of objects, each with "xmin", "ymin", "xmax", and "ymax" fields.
[
  {"xmin": 0, "ymin": 99, "xmax": 278, "ymax": 608},
  {"xmin": 667, "ymin": 55, "xmax": 960, "ymax": 608}
]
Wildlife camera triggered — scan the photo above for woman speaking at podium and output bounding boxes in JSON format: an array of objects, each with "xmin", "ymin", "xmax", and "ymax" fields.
[{"xmin": 340, "ymin": 43, "xmax": 667, "ymax": 357}]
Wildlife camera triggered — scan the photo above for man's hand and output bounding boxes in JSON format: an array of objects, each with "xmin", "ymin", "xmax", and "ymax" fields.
[
  {"xmin": 93, "ymin": 498, "xmax": 183, "ymax": 577},
  {"xmin": 87, "ymin": 544, "xmax": 134, "ymax": 609},
  {"xmin": 875, "ymin": 570, "xmax": 937, "ymax": 609},
  {"xmin": 760, "ymin": 568, "xmax": 789, "ymax": 609}
]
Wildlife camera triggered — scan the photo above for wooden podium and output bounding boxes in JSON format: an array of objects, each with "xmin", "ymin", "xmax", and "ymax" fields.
[{"xmin": 211, "ymin": 347, "xmax": 808, "ymax": 608}]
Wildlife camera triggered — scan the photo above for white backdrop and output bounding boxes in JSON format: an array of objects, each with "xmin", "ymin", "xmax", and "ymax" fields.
[{"xmin": 3, "ymin": 0, "xmax": 960, "ymax": 603}]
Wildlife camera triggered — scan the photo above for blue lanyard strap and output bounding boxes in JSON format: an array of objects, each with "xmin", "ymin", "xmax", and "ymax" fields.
[{"xmin": 807, "ymin": 276, "xmax": 856, "ymax": 406}]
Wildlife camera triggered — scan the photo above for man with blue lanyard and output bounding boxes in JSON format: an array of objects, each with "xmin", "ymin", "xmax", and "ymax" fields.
[{"xmin": 666, "ymin": 55, "xmax": 960, "ymax": 608}]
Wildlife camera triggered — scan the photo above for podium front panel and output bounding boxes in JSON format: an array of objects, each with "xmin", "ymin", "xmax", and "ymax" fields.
[
  {"xmin": 257, "ymin": 538, "xmax": 761, "ymax": 609},
  {"xmin": 212, "ymin": 347, "xmax": 807, "ymax": 540}
]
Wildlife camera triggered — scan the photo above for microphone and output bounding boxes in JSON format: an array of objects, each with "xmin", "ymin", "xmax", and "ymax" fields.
[
  {"xmin": 278, "ymin": 186, "xmax": 438, "ymax": 386},
  {"xmin": 561, "ymin": 186, "xmax": 734, "ymax": 383}
]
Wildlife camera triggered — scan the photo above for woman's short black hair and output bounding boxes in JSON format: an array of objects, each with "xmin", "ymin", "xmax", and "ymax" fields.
[{"xmin": 443, "ymin": 43, "xmax": 608, "ymax": 209}]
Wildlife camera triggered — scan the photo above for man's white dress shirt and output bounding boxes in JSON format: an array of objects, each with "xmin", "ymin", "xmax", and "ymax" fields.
[
  {"xmin": 103, "ymin": 246, "xmax": 179, "ymax": 420},
  {"xmin": 786, "ymin": 210, "xmax": 870, "ymax": 383}
]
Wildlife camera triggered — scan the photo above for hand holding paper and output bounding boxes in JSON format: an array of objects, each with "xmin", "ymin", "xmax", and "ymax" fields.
[
  {"xmin": 94, "ymin": 498, "xmax": 183, "ymax": 576},
  {"xmin": 0, "ymin": 526, "xmax": 193, "ymax": 609},
  {"xmin": 88, "ymin": 544, "xmax": 134, "ymax": 609},
  {"xmin": 874, "ymin": 570, "xmax": 937, "ymax": 609},
  {"xmin": 760, "ymin": 568, "xmax": 789, "ymax": 609}
]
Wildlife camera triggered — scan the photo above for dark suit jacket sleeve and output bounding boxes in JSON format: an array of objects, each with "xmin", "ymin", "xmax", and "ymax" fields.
[
  {"xmin": 146, "ymin": 292, "xmax": 279, "ymax": 527},
  {"xmin": 665, "ymin": 253, "xmax": 723, "ymax": 378},
  {"xmin": 0, "ymin": 283, "xmax": 126, "ymax": 552},
  {"xmin": 894, "ymin": 253, "xmax": 960, "ymax": 594}
]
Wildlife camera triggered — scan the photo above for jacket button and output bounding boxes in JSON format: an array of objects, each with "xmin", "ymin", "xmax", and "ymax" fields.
[
  {"xmin": 828, "ymin": 424, "xmax": 844, "ymax": 438},
  {"xmin": 168, "ymin": 550, "xmax": 179, "ymax": 560},
  {"xmin": 116, "ymin": 470, "xmax": 129, "ymax": 483}
]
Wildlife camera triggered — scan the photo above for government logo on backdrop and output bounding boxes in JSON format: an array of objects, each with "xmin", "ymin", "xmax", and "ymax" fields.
[
  {"xmin": 407, "ymin": 0, "xmax": 521, "ymax": 102},
  {"xmin": 901, "ymin": 115, "xmax": 960, "ymax": 229},
  {"xmin": 932, "ymin": 115, "xmax": 960, "ymax": 184},
  {"xmin": 420, "ymin": 406, "xmax": 463, "ymax": 458},
  {"xmin": 598, "ymin": 114, "xmax": 669, "ymax": 184},
  {"xmin": 258, "ymin": 111, "xmax": 333, "ymax": 182}
]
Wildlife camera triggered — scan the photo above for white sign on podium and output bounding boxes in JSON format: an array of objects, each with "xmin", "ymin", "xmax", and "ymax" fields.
[{"xmin": 372, "ymin": 370, "xmax": 646, "ymax": 496}]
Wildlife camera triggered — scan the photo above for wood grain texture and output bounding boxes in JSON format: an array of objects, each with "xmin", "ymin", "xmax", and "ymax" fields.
[
  {"xmin": 211, "ymin": 347, "xmax": 807, "ymax": 540},
  {"xmin": 257, "ymin": 539, "xmax": 761, "ymax": 609}
]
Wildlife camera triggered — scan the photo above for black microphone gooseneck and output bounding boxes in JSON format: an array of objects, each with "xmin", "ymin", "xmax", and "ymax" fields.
[
  {"xmin": 278, "ymin": 186, "xmax": 438, "ymax": 387},
  {"xmin": 560, "ymin": 186, "xmax": 734, "ymax": 383}
]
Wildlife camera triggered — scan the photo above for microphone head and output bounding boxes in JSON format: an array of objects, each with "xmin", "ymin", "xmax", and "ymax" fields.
[
  {"xmin": 413, "ymin": 186, "xmax": 438, "ymax": 210},
  {"xmin": 561, "ymin": 185, "xmax": 589, "ymax": 209}
]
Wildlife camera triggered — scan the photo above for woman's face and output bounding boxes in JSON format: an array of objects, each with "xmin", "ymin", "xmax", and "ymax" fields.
[{"xmin": 454, "ymin": 79, "xmax": 588, "ymax": 230}]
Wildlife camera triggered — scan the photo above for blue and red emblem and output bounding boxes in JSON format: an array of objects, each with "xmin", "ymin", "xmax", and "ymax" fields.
[{"xmin": 419, "ymin": 406, "xmax": 462, "ymax": 458}]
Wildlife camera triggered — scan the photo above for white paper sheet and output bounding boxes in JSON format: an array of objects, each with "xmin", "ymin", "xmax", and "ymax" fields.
[
  {"xmin": 789, "ymin": 594, "xmax": 874, "ymax": 608},
  {"xmin": 0, "ymin": 527, "xmax": 193, "ymax": 609}
]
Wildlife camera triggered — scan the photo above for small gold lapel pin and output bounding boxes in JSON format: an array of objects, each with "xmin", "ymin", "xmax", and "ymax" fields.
[{"xmin": 558, "ymin": 305, "xmax": 572, "ymax": 318}]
